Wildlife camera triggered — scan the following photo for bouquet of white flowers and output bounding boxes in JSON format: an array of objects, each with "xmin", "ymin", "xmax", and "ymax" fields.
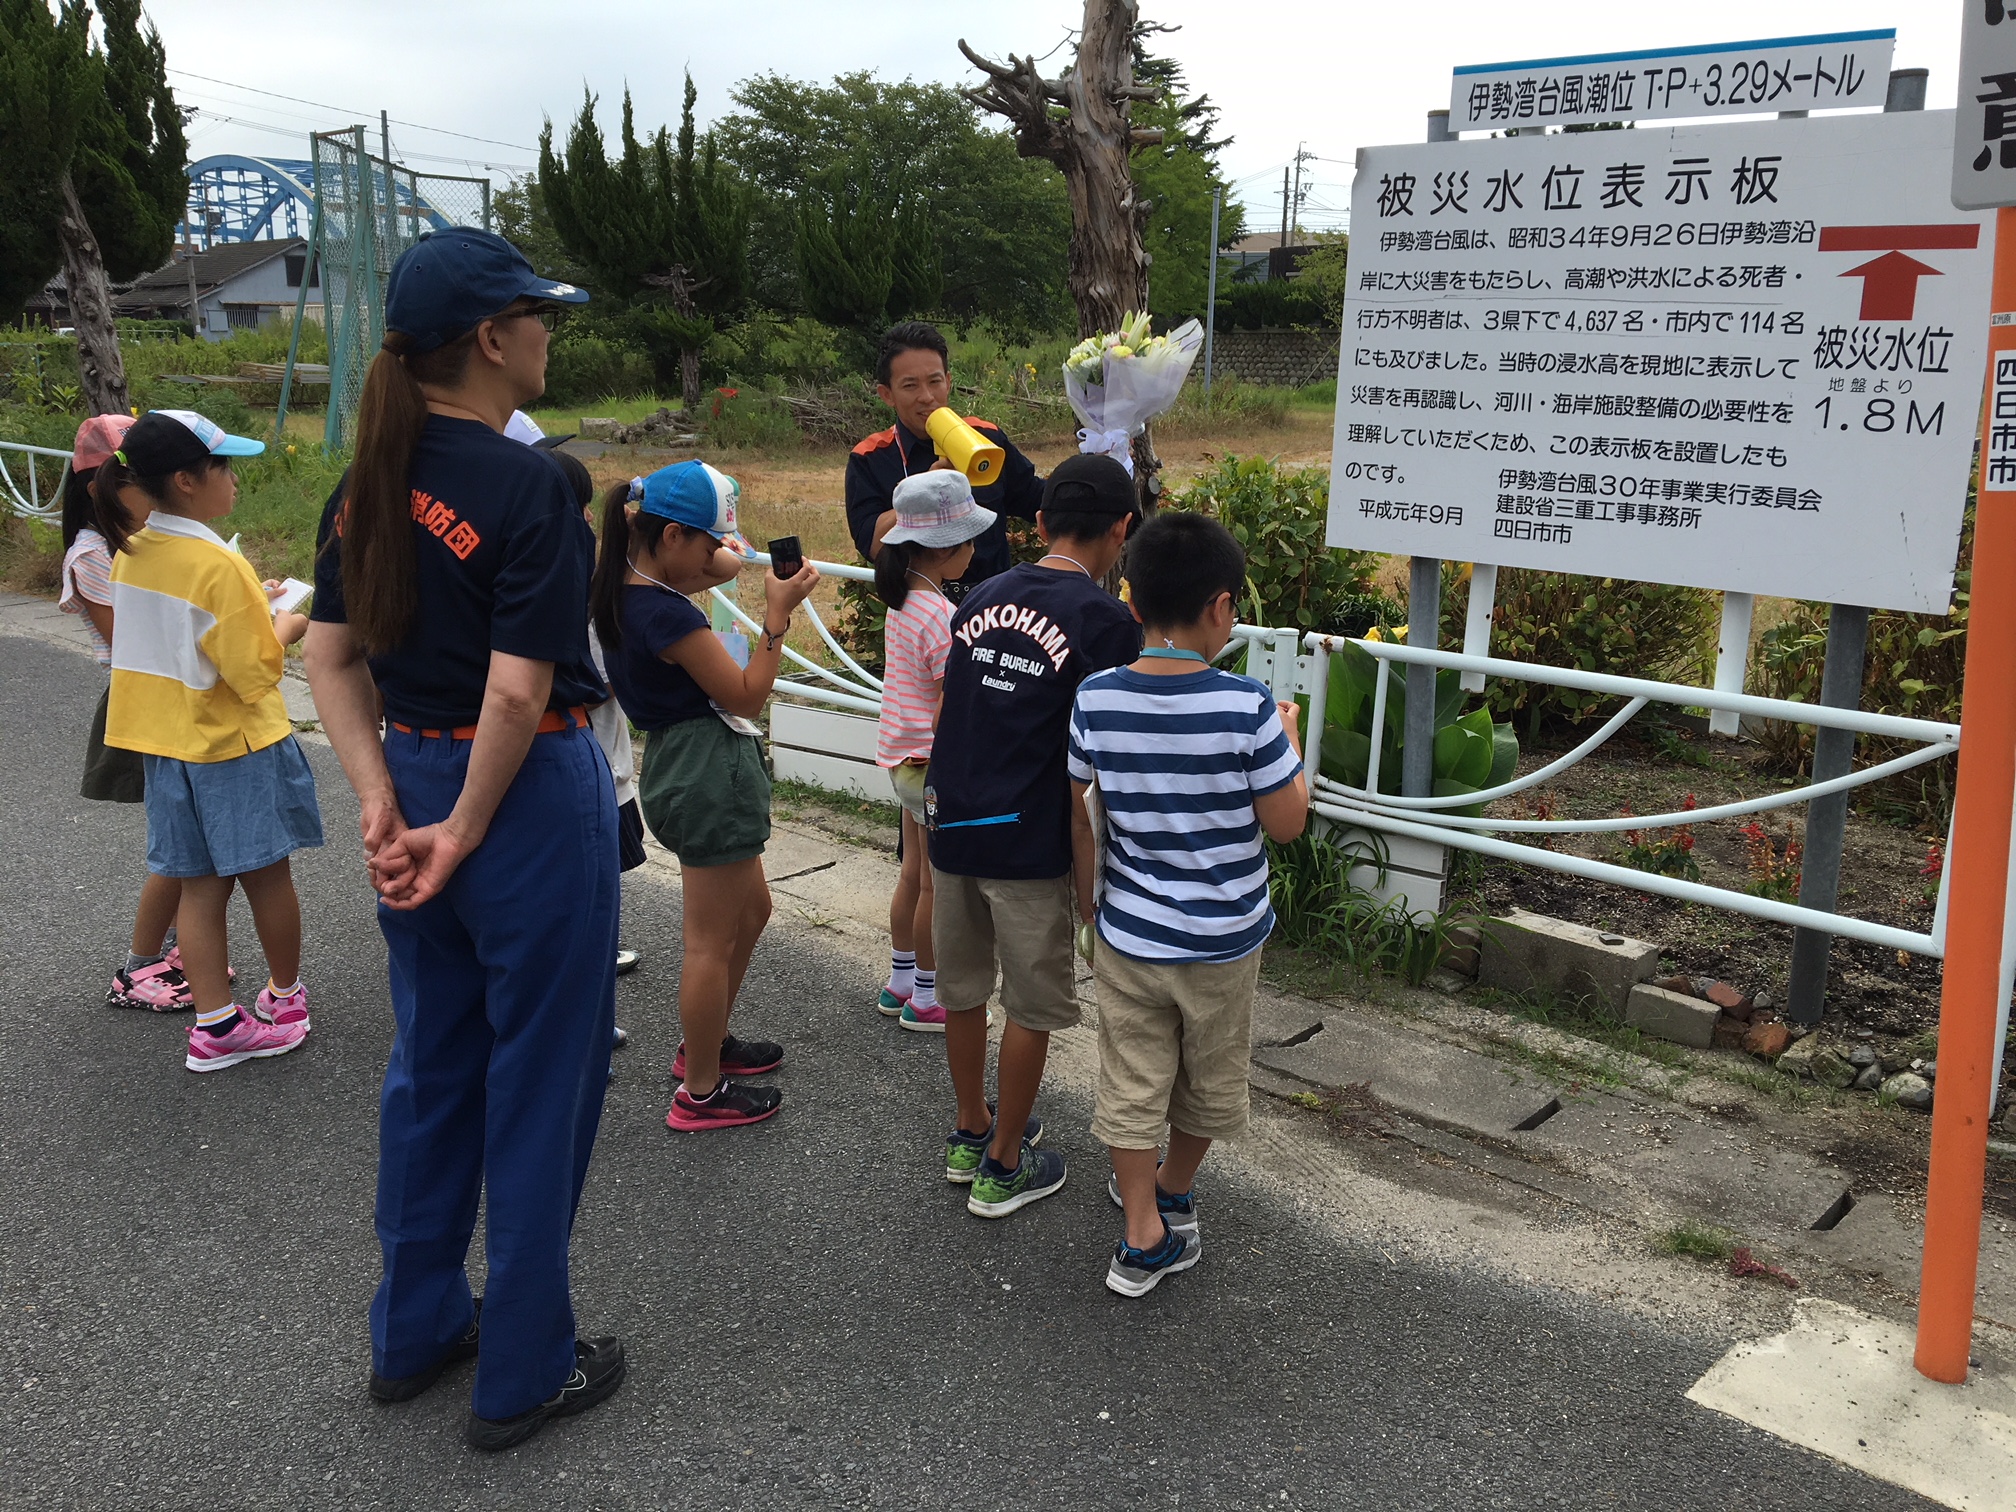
[{"xmin": 1061, "ymin": 311, "xmax": 1204, "ymax": 475}]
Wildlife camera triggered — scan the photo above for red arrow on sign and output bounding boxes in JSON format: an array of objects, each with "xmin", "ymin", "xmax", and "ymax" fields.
[
  {"xmin": 1817, "ymin": 225, "xmax": 1981, "ymax": 322},
  {"xmin": 1840, "ymin": 251, "xmax": 1943, "ymax": 321}
]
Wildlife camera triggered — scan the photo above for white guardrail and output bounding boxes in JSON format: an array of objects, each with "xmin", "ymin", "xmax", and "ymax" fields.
[
  {"xmin": 732, "ymin": 552, "xmax": 1961, "ymax": 962},
  {"xmin": 0, "ymin": 440, "xmax": 73, "ymax": 523}
]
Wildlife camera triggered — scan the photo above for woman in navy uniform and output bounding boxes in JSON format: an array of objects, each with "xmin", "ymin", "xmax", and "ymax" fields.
[{"xmin": 303, "ymin": 228, "xmax": 624, "ymax": 1452}]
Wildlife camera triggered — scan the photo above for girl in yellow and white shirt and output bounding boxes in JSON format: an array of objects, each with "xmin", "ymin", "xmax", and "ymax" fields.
[{"xmin": 98, "ymin": 410, "xmax": 322, "ymax": 1073}]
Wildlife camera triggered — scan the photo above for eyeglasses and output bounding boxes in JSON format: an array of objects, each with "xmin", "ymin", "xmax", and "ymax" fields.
[{"xmin": 497, "ymin": 306, "xmax": 567, "ymax": 332}]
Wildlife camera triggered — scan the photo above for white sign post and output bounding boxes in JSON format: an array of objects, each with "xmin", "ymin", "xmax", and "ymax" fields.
[
  {"xmin": 1450, "ymin": 30, "xmax": 1894, "ymax": 134},
  {"xmin": 1329, "ymin": 110, "xmax": 1990, "ymax": 614}
]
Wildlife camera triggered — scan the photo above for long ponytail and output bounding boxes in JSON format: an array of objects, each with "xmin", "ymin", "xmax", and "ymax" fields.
[
  {"xmin": 89, "ymin": 462, "xmax": 142, "ymax": 555},
  {"xmin": 874, "ymin": 538, "xmax": 918, "ymax": 611},
  {"xmin": 337, "ymin": 330, "xmax": 477, "ymax": 654},
  {"xmin": 589, "ymin": 481, "xmax": 637, "ymax": 652}
]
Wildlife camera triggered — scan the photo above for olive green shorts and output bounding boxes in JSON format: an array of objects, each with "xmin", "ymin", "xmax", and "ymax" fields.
[{"xmin": 637, "ymin": 716, "xmax": 771, "ymax": 869}]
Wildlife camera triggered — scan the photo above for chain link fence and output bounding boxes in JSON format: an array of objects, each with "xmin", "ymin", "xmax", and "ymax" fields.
[{"xmin": 304, "ymin": 128, "xmax": 491, "ymax": 449}]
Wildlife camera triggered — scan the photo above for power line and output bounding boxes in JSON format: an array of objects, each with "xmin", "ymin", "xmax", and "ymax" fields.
[
  {"xmin": 185, "ymin": 108, "xmax": 531, "ymax": 175},
  {"xmin": 167, "ymin": 68, "xmax": 536, "ymax": 152}
]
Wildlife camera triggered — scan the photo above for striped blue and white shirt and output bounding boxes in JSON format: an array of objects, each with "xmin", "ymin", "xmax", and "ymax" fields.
[{"xmin": 1068, "ymin": 666, "xmax": 1302, "ymax": 964}]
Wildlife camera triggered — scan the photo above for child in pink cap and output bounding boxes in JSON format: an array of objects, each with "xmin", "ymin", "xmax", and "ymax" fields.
[{"xmin": 59, "ymin": 413, "xmax": 192, "ymax": 1012}]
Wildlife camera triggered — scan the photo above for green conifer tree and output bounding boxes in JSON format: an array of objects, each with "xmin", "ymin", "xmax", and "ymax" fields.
[
  {"xmin": 0, "ymin": 0, "xmax": 185, "ymax": 414},
  {"xmin": 540, "ymin": 74, "xmax": 748, "ymax": 410}
]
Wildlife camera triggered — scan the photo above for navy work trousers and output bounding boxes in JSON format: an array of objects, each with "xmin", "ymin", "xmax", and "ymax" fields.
[{"xmin": 369, "ymin": 721, "xmax": 619, "ymax": 1420}]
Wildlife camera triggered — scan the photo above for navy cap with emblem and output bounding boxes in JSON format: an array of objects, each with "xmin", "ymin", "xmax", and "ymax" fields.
[{"xmin": 384, "ymin": 227, "xmax": 589, "ymax": 353}]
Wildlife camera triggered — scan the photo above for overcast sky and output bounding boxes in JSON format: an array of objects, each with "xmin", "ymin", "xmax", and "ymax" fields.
[{"xmin": 148, "ymin": 0, "xmax": 1962, "ymax": 235}]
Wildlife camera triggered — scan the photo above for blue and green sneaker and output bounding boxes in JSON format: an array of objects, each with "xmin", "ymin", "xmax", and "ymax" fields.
[
  {"xmin": 944, "ymin": 1105, "xmax": 1044, "ymax": 1183},
  {"xmin": 967, "ymin": 1142, "xmax": 1066, "ymax": 1218},
  {"xmin": 876, "ymin": 988, "xmax": 909, "ymax": 1017}
]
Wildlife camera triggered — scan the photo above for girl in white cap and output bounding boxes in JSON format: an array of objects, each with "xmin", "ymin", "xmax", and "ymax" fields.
[{"xmin": 871, "ymin": 471, "xmax": 995, "ymax": 1034}]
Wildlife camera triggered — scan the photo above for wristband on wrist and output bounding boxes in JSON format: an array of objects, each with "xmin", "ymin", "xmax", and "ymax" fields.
[{"xmin": 762, "ymin": 620, "xmax": 788, "ymax": 650}]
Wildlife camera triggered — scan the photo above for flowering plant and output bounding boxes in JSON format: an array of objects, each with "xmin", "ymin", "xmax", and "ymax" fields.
[{"xmin": 1060, "ymin": 310, "xmax": 1202, "ymax": 475}]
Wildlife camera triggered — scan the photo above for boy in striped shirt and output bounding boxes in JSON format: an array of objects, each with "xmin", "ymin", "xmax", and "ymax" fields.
[{"xmin": 1067, "ymin": 512, "xmax": 1309, "ymax": 1296}]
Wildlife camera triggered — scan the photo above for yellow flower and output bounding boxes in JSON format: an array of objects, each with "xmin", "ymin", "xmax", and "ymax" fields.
[
  {"xmin": 1364, "ymin": 625, "xmax": 1383, "ymax": 642},
  {"xmin": 129, "ymin": 406, "xmax": 139, "ymax": 417},
  {"xmin": 286, "ymin": 444, "xmax": 297, "ymax": 454}
]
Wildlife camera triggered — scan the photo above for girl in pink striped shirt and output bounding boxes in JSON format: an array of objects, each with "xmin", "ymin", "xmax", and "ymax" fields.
[{"xmin": 872, "ymin": 471, "xmax": 996, "ymax": 1033}]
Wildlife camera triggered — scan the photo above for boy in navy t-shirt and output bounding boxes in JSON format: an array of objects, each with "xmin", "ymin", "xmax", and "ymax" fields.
[
  {"xmin": 928, "ymin": 454, "xmax": 1143, "ymax": 1217},
  {"xmin": 1068, "ymin": 512, "xmax": 1308, "ymax": 1296}
]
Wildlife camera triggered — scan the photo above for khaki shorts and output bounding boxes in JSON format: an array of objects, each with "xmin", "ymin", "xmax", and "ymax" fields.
[
  {"xmin": 1092, "ymin": 944, "xmax": 1263, "ymax": 1148},
  {"xmin": 887, "ymin": 760, "xmax": 928, "ymax": 822},
  {"xmin": 931, "ymin": 869, "xmax": 1079, "ymax": 1032}
]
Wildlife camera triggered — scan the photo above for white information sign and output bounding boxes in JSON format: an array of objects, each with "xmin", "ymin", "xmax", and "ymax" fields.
[
  {"xmin": 1955, "ymin": 2, "xmax": 2016, "ymax": 210},
  {"xmin": 1449, "ymin": 30, "xmax": 1894, "ymax": 134},
  {"xmin": 1329, "ymin": 111, "xmax": 1991, "ymax": 614}
]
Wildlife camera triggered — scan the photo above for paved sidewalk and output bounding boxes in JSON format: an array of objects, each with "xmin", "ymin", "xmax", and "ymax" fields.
[{"xmin": 0, "ymin": 595, "xmax": 1977, "ymax": 1510}]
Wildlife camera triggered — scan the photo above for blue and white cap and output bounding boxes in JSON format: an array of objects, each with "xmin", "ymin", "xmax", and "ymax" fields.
[
  {"xmin": 118, "ymin": 408, "xmax": 265, "ymax": 472},
  {"xmin": 632, "ymin": 460, "xmax": 740, "ymax": 540}
]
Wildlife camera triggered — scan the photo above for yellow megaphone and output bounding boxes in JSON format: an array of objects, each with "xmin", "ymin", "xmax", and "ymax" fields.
[{"xmin": 925, "ymin": 408, "xmax": 1006, "ymax": 487}]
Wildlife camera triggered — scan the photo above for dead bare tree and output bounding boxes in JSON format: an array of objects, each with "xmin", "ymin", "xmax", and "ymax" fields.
[{"xmin": 960, "ymin": 1, "xmax": 1168, "ymax": 510}]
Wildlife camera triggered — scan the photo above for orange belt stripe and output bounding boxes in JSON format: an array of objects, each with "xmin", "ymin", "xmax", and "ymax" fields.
[{"xmin": 391, "ymin": 705, "xmax": 590, "ymax": 741}]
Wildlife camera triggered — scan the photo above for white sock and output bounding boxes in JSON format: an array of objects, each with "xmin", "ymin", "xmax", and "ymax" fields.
[
  {"xmin": 912, "ymin": 967, "xmax": 938, "ymax": 1012},
  {"xmin": 887, "ymin": 950, "xmax": 916, "ymax": 1000}
]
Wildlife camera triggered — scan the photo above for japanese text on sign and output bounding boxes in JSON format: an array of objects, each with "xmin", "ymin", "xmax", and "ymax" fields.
[
  {"xmin": 1329, "ymin": 112, "xmax": 1990, "ymax": 614},
  {"xmin": 1450, "ymin": 30, "xmax": 1894, "ymax": 133},
  {"xmin": 1955, "ymin": 1, "xmax": 2016, "ymax": 210}
]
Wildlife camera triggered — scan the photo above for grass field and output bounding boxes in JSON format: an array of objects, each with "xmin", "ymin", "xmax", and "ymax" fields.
[{"xmin": 1, "ymin": 378, "xmax": 1340, "ymax": 669}]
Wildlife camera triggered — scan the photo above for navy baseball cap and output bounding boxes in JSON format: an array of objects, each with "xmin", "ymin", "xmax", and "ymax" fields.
[{"xmin": 384, "ymin": 227, "xmax": 588, "ymax": 353}]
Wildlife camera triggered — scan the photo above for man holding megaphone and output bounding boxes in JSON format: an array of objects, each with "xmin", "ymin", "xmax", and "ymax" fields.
[{"xmin": 845, "ymin": 321, "xmax": 1046, "ymax": 594}]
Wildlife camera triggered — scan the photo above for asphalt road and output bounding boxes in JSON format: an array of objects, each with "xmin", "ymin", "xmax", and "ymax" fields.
[{"xmin": 0, "ymin": 632, "xmax": 1933, "ymax": 1511}]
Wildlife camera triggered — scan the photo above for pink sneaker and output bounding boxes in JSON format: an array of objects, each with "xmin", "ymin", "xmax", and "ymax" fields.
[
  {"xmin": 253, "ymin": 981, "xmax": 310, "ymax": 1030},
  {"xmin": 898, "ymin": 1002, "xmax": 947, "ymax": 1034},
  {"xmin": 164, "ymin": 946, "xmax": 235, "ymax": 985},
  {"xmin": 184, "ymin": 1013, "xmax": 308, "ymax": 1072},
  {"xmin": 106, "ymin": 959, "xmax": 192, "ymax": 1013}
]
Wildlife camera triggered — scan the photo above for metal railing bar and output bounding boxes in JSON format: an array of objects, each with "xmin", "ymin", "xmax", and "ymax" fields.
[
  {"xmin": 1313, "ymin": 798, "xmax": 1943, "ymax": 959},
  {"xmin": 743, "ymin": 550, "xmax": 885, "ymax": 691},
  {"xmin": 1315, "ymin": 737, "xmax": 1954, "ymax": 834},
  {"xmin": 707, "ymin": 586, "xmax": 883, "ymax": 700},
  {"xmin": 1304, "ymin": 633, "xmax": 1960, "ymax": 745},
  {"xmin": 1338, "ymin": 695, "xmax": 1651, "ymax": 811},
  {"xmin": 769, "ymin": 678, "xmax": 884, "ymax": 718}
]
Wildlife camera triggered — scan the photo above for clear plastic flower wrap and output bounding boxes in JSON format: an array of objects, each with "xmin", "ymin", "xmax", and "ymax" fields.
[{"xmin": 1061, "ymin": 312, "xmax": 1204, "ymax": 476}]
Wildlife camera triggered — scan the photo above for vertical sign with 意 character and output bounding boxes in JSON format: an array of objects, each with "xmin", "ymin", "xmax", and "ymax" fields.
[
  {"xmin": 1955, "ymin": 3, "xmax": 2016, "ymax": 209},
  {"xmin": 1918, "ymin": 0, "xmax": 2016, "ymax": 1390}
]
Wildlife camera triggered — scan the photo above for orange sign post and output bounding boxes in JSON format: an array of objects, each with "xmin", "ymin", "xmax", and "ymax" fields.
[{"xmin": 1915, "ymin": 205, "xmax": 2016, "ymax": 1384}]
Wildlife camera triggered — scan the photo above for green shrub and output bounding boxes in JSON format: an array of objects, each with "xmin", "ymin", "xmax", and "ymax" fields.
[
  {"xmin": 1212, "ymin": 280, "xmax": 1328, "ymax": 331},
  {"xmin": 541, "ymin": 334, "xmax": 656, "ymax": 408},
  {"xmin": 1449, "ymin": 567, "xmax": 1718, "ymax": 735},
  {"xmin": 1753, "ymin": 529, "xmax": 1968, "ymax": 825},
  {"xmin": 1154, "ymin": 378, "xmax": 1290, "ymax": 436},
  {"xmin": 1171, "ymin": 454, "xmax": 1389, "ymax": 634},
  {"xmin": 703, "ymin": 389, "xmax": 803, "ymax": 451},
  {"xmin": 714, "ymin": 314, "xmax": 847, "ymax": 388},
  {"xmin": 1267, "ymin": 831, "xmax": 1460, "ymax": 984},
  {"xmin": 1310, "ymin": 639, "xmax": 1518, "ymax": 809}
]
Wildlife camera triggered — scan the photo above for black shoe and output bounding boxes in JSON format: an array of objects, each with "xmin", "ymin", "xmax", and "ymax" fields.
[
  {"xmin": 465, "ymin": 1336, "xmax": 626, "ymax": 1451},
  {"xmin": 369, "ymin": 1298, "xmax": 482, "ymax": 1403}
]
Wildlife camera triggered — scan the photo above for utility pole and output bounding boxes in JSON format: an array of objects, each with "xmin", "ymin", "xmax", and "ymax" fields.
[
  {"xmin": 1279, "ymin": 166, "xmax": 1290, "ymax": 251},
  {"xmin": 1290, "ymin": 141, "xmax": 1312, "ymax": 243},
  {"xmin": 1203, "ymin": 186, "xmax": 1221, "ymax": 407}
]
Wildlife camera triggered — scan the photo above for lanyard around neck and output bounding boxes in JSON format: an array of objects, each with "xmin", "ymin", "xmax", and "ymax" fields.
[{"xmin": 1139, "ymin": 646, "xmax": 1207, "ymax": 665}]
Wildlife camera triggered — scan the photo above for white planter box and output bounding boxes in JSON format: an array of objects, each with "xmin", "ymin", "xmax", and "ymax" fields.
[{"xmin": 770, "ymin": 702, "xmax": 890, "ymax": 802}]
